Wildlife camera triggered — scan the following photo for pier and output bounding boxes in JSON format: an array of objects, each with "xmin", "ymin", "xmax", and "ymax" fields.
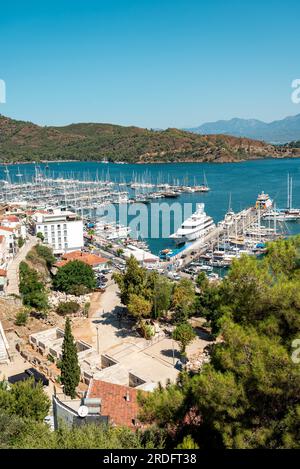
[{"xmin": 174, "ymin": 205, "xmax": 285, "ymax": 270}]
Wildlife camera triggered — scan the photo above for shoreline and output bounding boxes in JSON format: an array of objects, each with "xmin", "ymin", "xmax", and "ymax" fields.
[{"xmin": 0, "ymin": 154, "xmax": 300, "ymax": 167}]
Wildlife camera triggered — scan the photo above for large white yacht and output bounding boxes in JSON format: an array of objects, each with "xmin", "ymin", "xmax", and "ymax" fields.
[{"xmin": 169, "ymin": 203, "xmax": 215, "ymax": 245}]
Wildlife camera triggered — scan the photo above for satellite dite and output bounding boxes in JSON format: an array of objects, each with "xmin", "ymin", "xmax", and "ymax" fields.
[
  {"xmin": 77, "ymin": 405, "xmax": 89, "ymax": 418},
  {"xmin": 0, "ymin": 79, "xmax": 6, "ymax": 103}
]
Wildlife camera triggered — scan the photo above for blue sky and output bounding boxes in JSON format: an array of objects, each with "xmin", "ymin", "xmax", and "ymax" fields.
[{"xmin": 0, "ymin": 0, "xmax": 300, "ymax": 128}]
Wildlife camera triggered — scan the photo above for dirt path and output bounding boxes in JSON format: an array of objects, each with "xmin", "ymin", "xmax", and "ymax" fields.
[
  {"xmin": 6, "ymin": 235, "xmax": 37, "ymax": 296},
  {"xmin": 72, "ymin": 278, "xmax": 121, "ymax": 348}
]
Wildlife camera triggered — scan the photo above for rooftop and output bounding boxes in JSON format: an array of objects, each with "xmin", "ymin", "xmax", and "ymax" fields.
[
  {"xmin": 87, "ymin": 379, "xmax": 144, "ymax": 428},
  {"xmin": 55, "ymin": 251, "xmax": 108, "ymax": 268},
  {"xmin": 0, "ymin": 226, "xmax": 14, "ymax": 233}
]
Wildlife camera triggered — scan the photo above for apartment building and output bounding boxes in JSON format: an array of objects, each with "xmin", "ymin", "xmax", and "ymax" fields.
[{"xmin": 32, "ymin": 209, "xmax": 84, "ymax": 254}]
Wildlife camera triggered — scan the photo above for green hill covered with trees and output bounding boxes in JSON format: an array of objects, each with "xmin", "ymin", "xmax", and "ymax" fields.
[{"xmin": 0, "ymin": 114, "xmax": 297, "ymax": 164}]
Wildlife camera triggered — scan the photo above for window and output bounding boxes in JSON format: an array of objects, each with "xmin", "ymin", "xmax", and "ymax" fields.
[{"xmin": 63, "ymin": 224, "xmax": 67, "ymax": 229}]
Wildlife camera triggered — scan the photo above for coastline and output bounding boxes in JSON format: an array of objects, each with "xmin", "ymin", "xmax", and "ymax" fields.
[{"xmin": 1, "ymin": 153, "xmax": 300, "ymax": 167}]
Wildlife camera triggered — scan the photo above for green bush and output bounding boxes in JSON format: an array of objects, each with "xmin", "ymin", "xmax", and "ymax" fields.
[
  {"xmin": 57, "ymin": 301, "xmax": 80, "ymax": 316},
  {"xmin": 15, "ymin": 311, "xmax": 28, "ymax": 326},
  {"xmin": 36, "ymin": 232, "xmax": 44, "ymax": 242},
  {"xmin": 17, "ymin": 237, "xmax": 25, "ymax": 249},
  {"xmin": 18, "ymin": 262, "xmax": 48, "ymax": 311},
  {"xmin": 83, "ymin": 302, "xmax": 90, "ymax": 316},
  {"xmin": 35, "ymin": 244, "xmax": 56, "ymax": 269}
]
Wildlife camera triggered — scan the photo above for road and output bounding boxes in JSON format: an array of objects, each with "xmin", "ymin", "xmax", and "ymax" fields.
[{"xmin": 6, "ymin": 235, "xmax": 37, "ymax": 296}]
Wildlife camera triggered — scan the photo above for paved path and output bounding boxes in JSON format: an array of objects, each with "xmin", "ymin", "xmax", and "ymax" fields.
[{"xmin": 6, "ymin": 235, "xmax": 37, "ymax": 296}]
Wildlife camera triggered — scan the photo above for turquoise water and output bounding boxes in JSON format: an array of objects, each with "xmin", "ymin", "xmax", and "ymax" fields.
[{"xmin": 2, "ymin": 159, "xmax": 300, "ymax": 254}]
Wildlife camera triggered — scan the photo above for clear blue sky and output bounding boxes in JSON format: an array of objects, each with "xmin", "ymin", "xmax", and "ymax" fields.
[{"xmin": 0, "ymin": 0, "xmax": 300, "ymax": 128}]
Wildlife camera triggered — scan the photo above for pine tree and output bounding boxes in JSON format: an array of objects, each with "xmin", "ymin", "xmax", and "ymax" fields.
[{"xmin": 60, "ymin": 318, "xmax": 80, "ymax": 398}]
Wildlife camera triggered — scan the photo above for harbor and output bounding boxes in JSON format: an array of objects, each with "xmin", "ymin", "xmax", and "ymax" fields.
[{"xmin": 1, "ymin": 160, "xmax": 298, "ymax": 283}]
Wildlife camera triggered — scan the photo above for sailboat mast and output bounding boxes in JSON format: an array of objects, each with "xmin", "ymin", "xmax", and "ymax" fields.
[{"xmin": 287, "ymin": 173, "xmax": 290, "ymax": 210}]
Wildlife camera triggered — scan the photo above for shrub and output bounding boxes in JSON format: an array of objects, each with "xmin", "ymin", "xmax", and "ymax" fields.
[
  {"xmin": 140, "ymin": 321, "xmax": 155, "ymax": 340},
  {"xmin": 83, "ymin": 302, "xmax": 90, "ymax": 316},
  {"xmin": 35, "ymin": 244, "xmax": 56, "ymax": 269},
  {"xmin": 17, "ymin": 237, "xmax": 25, "ymax": 249},
  {"xmin": 57, "ymin": 301, "xmax": 80, "ymax": 316},
  {"xmin": 15, "ymin": 311, "xmax": 28, "ymax": 326},
  {"xmin": 19, "ymin": 261, "xmax": 48, "ymax": 311},
  {"xmin": 36, "ymin": 232, "xmax": 44, "ymax": 242}
]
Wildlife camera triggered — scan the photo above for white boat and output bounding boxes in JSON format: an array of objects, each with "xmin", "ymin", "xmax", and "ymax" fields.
[
  {"xmin": 95, "ymin": 220, "xmax": 131, "ymax": 239},
  {"xmin": 263, "ymin": 175, "xmax": 300, "ymax": 221},
  {"xmin": 169, "ymin": 203, "xmax": 215, "ymax": 245},
  {"xmin": 255, "ymin": 191, "xmax": 273, "ymax": 210}
]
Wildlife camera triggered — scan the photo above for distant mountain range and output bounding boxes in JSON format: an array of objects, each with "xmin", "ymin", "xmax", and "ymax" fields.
[
  {"xmin": 186, "ymin": 114, "xmax": 300, "ymax": 144},
  {"xmin": 0, "ymin": 114, "xmax": 299, "ymax": 164}
]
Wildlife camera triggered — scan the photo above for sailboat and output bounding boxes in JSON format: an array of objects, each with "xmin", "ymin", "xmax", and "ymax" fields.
[
  {"xmin": 263, "ymin": 174, "xmax": 300, "ymax": 221},
  {"xmin": 16, "ymin": 166, "xmax": 23, "ymax": 179},
  {"xmin": 193, "ymin": 171, "xmax": 210, "ymax": 192}
]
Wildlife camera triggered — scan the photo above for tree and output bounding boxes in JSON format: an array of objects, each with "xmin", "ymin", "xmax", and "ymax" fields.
[
  {"xmin": 172, "ymin": 278, "xmax": 195, "ymax": 322},
  {"xmin": 36, "ymin": 232, "xmax": 44, "ymax": 242},
  {"xmin": 35, "ymin": 244, "xmax": 56, "ymax": 269},
  {"xmin": 176, "ymin": 435, "xmax": 199, "ymax": 449},
  {"xmin": 127, "ymin": 294, "xmax": 152, "ymax": 320},
  {"xmin": 172, "ymin": 322, "xmax": 196, "ymax": 355},
  {"xmin": 53, "ymin": 260, "xmax": 96, "ymax": 295},
  {"xmin": 17, "ymin": 237, "xmax": 25, "ymax": 249},
  {"xmin": 0, "ymin": 378, "xmax": 50, "ymax": 422},
  {"xmin": 194, "ymin": 273, "xmax": 222, "ymax": 337},
  {"xmin": 146, "ymin": 272, "xmax": 173, "ymax": 318},
  {"xmin": 60, "ymin": 318, "xmax": 80, "ymax": 398},
  {"xmin": 138, "ymin": 238, "xmax": 300, "ymax": 448},
  {"xmin": 19, "ymin": 261, "xmax": 48, "ymax": 311},
  {"xmin": 113, "ymin": 255, "xmax": 147, "ymax": 305}
]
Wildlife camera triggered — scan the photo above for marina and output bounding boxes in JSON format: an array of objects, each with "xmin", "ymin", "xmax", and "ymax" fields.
[{"xmin": 1, "ymin": 159, "xmax": 299, "ymax": 280}]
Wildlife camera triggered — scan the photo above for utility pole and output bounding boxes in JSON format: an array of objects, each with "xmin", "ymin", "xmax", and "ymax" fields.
[{"xmin": 172, "ymin": 339, "xmax": 175, "ymax": 366}]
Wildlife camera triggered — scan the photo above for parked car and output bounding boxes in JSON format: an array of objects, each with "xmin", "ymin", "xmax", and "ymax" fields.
[
  {"xmin": 8, "ymin": 368, "xmax": 49, "ymax": 387},
  {"xmin": 25, "ymin": 368, "xmax": 49, "ymax": 386},
  {"xmin": 101, "ymin": 268, "xmax": 112, "ymax": 274}
]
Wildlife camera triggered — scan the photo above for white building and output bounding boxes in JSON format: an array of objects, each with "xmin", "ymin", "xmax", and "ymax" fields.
[
  {"xmin": 0, "ymin": 215, "xmax": 27, "ymax": 238},
  {"xmin": 0, "ymin": 226, "xmax": 16, "ymax": 259},
  {"xmin": 32, "ymin": 209, "xmax": 84, "ymax": 254}
]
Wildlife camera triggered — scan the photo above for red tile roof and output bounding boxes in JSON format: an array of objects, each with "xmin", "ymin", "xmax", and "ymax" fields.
[
  {"xmin": 0, "ymin": 269, "xmax": 7, "ymax": 277},
  {"xmin": 55, "ymin": 251, "xmax": 108, "ymax": 268},
  {"xmin": 87, "ymin": 379, "xmax": 145, "ymax": 428},
  {"xmin": 0, "ymin": 226, "xmax": 14, "ymax": 233},
  {"xmin": 2, "ymin": 215, "xmax": 20, "ymax": 222},
  {"xmin": 0, "ymin": 235, "xmax": 4, "ymax": 243}
]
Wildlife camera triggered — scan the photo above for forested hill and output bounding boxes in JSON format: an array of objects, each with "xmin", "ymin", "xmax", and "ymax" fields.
[{"xmin": 0, "ymin": 114, "xmax": 299, "ymax": 164}]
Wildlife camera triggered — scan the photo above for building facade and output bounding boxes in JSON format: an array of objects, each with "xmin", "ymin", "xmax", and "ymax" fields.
[{"xmin": 33, "ymin": 209, "xmax": 84, "ymax": 254}]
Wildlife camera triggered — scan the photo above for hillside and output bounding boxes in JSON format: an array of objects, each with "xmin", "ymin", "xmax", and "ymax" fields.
[
  {"xmin": 0, "ymin": 114, "xmax": 298, "ymax": 164},
  {"xmin": 186, "ymin": 114, "xmax": 300, "ymax": 144}
]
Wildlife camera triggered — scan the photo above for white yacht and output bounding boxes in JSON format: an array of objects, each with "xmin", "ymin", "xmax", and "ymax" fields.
[
  {"xmin": 169, "ymin": 203, "xmax": 215, "ymax": 245},
  {"xmin": 255, "ymin": 191, "xmax": 273, "ymax": 210},
  {"xmin": 95, "ymin": 220, "xmax": 131, "ymax": 239}
]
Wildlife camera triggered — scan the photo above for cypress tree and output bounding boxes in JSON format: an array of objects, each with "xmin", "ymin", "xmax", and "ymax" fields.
[{"xmin": 60, "ymin": 317, "xmax": 80, "ymax": 398}]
